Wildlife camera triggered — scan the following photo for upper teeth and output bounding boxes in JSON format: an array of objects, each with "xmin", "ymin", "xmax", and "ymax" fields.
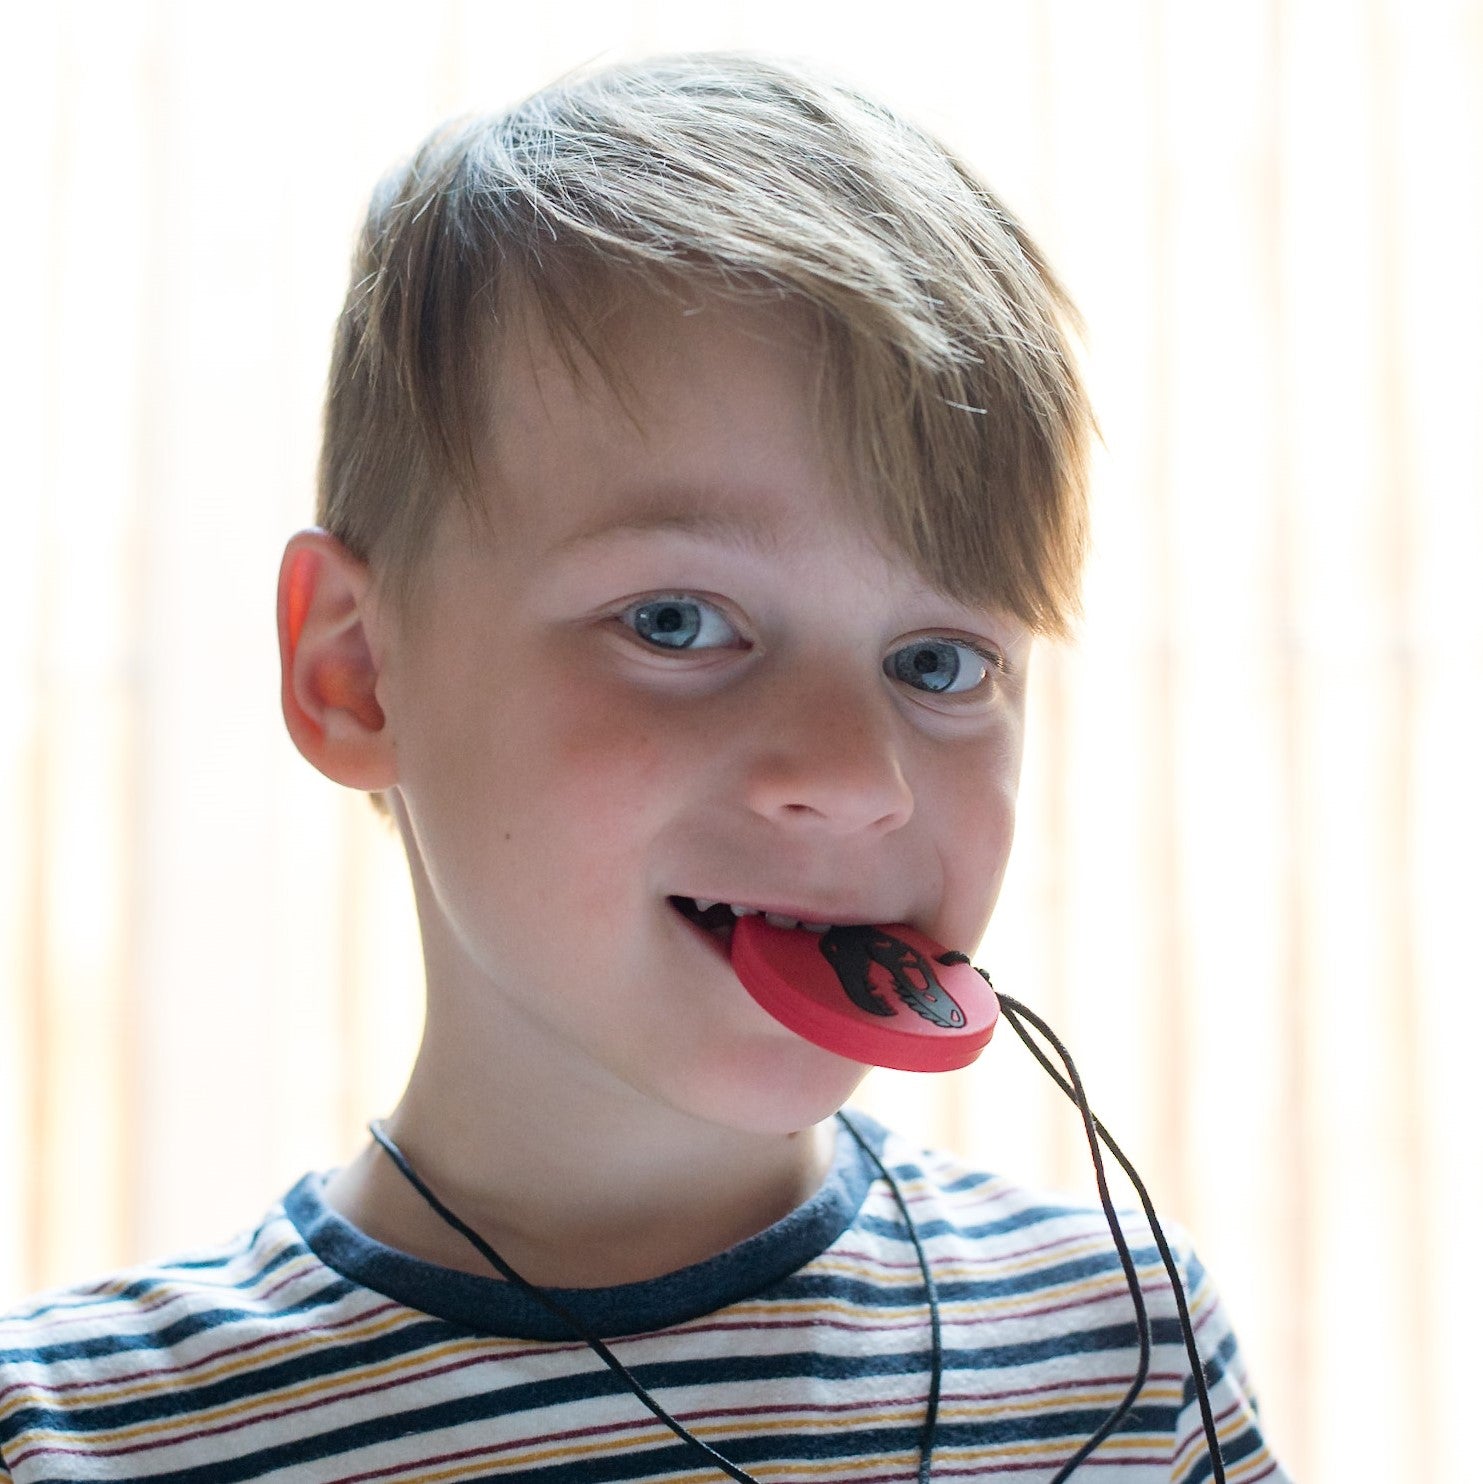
[{"xmin": 692, "ymin": 899, "xmax": 830, "ymax": 933}]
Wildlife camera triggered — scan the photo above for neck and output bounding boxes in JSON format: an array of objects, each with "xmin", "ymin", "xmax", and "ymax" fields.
[{"xmin": 323, "ymin": 1009, "xmax": 838, "ymax": 1288}]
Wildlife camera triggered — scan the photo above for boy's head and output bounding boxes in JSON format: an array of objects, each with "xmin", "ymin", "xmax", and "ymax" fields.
[
  {"xmin": 315, "ymin": 51, "xmax": 1091, "ymax": 632},
  {"xmin": 280, "ymin": 53, "xmax": 1094, "ymax": 1131}
]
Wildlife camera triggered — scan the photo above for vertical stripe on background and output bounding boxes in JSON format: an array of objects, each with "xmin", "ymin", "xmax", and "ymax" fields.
[{"xmin": 4, "ymin": 4, "xmax": 1480, "ymax": 1482}]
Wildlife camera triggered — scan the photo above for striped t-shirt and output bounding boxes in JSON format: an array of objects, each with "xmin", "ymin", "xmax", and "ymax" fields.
[{"xmin": 1, "ymin": 1115, "xmax": 1287, "ymax": 1482}]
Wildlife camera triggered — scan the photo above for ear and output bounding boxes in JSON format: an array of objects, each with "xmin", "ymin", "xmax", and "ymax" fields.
[{"xmin": 277, "ymin": 528, "xmax": 398, "ymax": 791}]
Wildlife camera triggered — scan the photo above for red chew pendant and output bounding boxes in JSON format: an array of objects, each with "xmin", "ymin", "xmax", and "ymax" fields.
[{"xmin": 730, "ymin": 917, "xmax": 999, "ymax": 1073}]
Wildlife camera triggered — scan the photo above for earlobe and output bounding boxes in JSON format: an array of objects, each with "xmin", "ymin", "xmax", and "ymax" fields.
[{"xmin": 277, "ymin": 528, "xmax": 398, "ymax": 792}]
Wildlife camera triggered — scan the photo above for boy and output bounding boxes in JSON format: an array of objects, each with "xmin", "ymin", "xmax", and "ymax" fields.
[{"xmin": 0, "ymin": 53, "xmax": 1288, "ymax": 1482}]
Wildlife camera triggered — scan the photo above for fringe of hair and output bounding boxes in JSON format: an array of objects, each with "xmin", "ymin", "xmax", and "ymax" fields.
[{"xmin": 318, "ymin": 51, "xmax": 1093, "ymax": 636}]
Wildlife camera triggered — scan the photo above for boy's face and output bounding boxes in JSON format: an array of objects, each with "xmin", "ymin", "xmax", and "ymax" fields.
[{"xmin": 373, "ymin": 290, "xmax": 1030, "ymax": 1134}]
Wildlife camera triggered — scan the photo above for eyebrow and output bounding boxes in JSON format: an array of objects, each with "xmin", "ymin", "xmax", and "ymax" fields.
[{"xmin": 551, "ymin": 501, "xmax": 791, "ymax": 559}]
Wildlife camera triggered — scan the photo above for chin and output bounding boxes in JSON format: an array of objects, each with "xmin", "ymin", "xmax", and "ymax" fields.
[{"xmin": 652, "ymin": 1039, "xmax": 871, "ymax": 1137}]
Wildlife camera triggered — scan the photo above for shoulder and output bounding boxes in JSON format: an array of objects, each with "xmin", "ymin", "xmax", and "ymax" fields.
[
  {"xmin": 854, "ymin": 1117, "xmax": 1242, "ymax": 1370},
  {"xmin": 0, "ymin": 1179, "xmax": 390, "ymax": 1478},
  {"xmin": 1, "ymin": 1188, "xmax": 333, "ymax": 1351},
  {"xmin": 833, "ymin": 1113, "xmax": 1187, "ymax": 1357},
  {"xmin": 834, "ymin": 1116, "xmax": 1292, "ymax": 1481},
  {"xmin": 850, "ymin": 1114, "xmax": 1153, "ymax": 1280}
]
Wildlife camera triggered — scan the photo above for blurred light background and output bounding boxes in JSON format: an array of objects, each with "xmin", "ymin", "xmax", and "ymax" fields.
[{"xmin": 3, "ymin": 1, "xmax": 1480, "ymax": 1479}]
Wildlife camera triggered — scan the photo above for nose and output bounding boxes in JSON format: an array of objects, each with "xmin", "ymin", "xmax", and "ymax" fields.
[{"xmin": 740, "ymin": 670, "xmax": 915, "ymax": 836}]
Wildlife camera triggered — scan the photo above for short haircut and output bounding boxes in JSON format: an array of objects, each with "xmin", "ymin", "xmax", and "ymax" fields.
[{"xmin": 318, "ymin": 51, "xmax": 1093, "ymax": 635}]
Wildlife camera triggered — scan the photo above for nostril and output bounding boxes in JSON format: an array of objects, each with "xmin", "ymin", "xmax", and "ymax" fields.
[{"xmin": 744, "ymin": 747, "xmax": 914, "ymax": 835}]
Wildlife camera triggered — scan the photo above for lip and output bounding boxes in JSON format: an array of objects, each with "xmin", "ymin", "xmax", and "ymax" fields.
[
  {"xmin": 668, "ymin": 895, "xmax": 939, "ymax": 978},
  {"xmin": 675, "ymin": 894, "xmax": 889, "ymax": 929}
]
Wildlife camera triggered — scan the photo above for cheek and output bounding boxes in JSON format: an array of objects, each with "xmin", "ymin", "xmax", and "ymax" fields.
[
  {"xmin": 933, "ymin": 742, "xmax": 1023, "ymax": 942},
  {"xmin": 529, "ymin": 682, "xmax": 700, "ymax": 904},
  {"xmin": 546, "ymin": 688, "xmax": 673, "ymax": 818}
]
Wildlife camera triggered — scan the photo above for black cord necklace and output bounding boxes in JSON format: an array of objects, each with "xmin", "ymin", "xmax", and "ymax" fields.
[
  {"xmin": 987, "ymin": 987, "xmax": 1225, "ymax": 1481},
  {"xmin": 368, "ymin": 1111, "xmax": 942, "ymax": 1484},
  {"xmin": 367, "ymin": 971, "xmax": 1227, "ymax": 1484}
]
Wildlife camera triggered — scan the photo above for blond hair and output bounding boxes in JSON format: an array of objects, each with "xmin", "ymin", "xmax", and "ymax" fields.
[{"xmin": 318, "ymin": 51, "xmax": 1092, "ymax": 635}]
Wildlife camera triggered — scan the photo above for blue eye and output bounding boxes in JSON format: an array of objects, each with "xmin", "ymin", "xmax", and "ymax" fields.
[
  {"xmin": 887, "ymin": 639, "xmax": 996, "ymax": 696},
  {"xmin": 623, "ymin": 596, "xmax": 740, "ymax": 651}
]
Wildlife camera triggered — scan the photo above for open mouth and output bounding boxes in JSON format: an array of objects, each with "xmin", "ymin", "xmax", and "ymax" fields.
[
  {"xmin": 668, "ymin": 896, "xmax": 838, "ymax": 957},
  {"xmin": 669, "ymin": 896, "xmax": 739, "ymax": 955}
]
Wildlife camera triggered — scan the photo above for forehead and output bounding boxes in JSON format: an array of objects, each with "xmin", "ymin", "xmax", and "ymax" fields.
[{"xmin": 477, "ymin": 285, "xmax": 872, "ymax": 552}]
